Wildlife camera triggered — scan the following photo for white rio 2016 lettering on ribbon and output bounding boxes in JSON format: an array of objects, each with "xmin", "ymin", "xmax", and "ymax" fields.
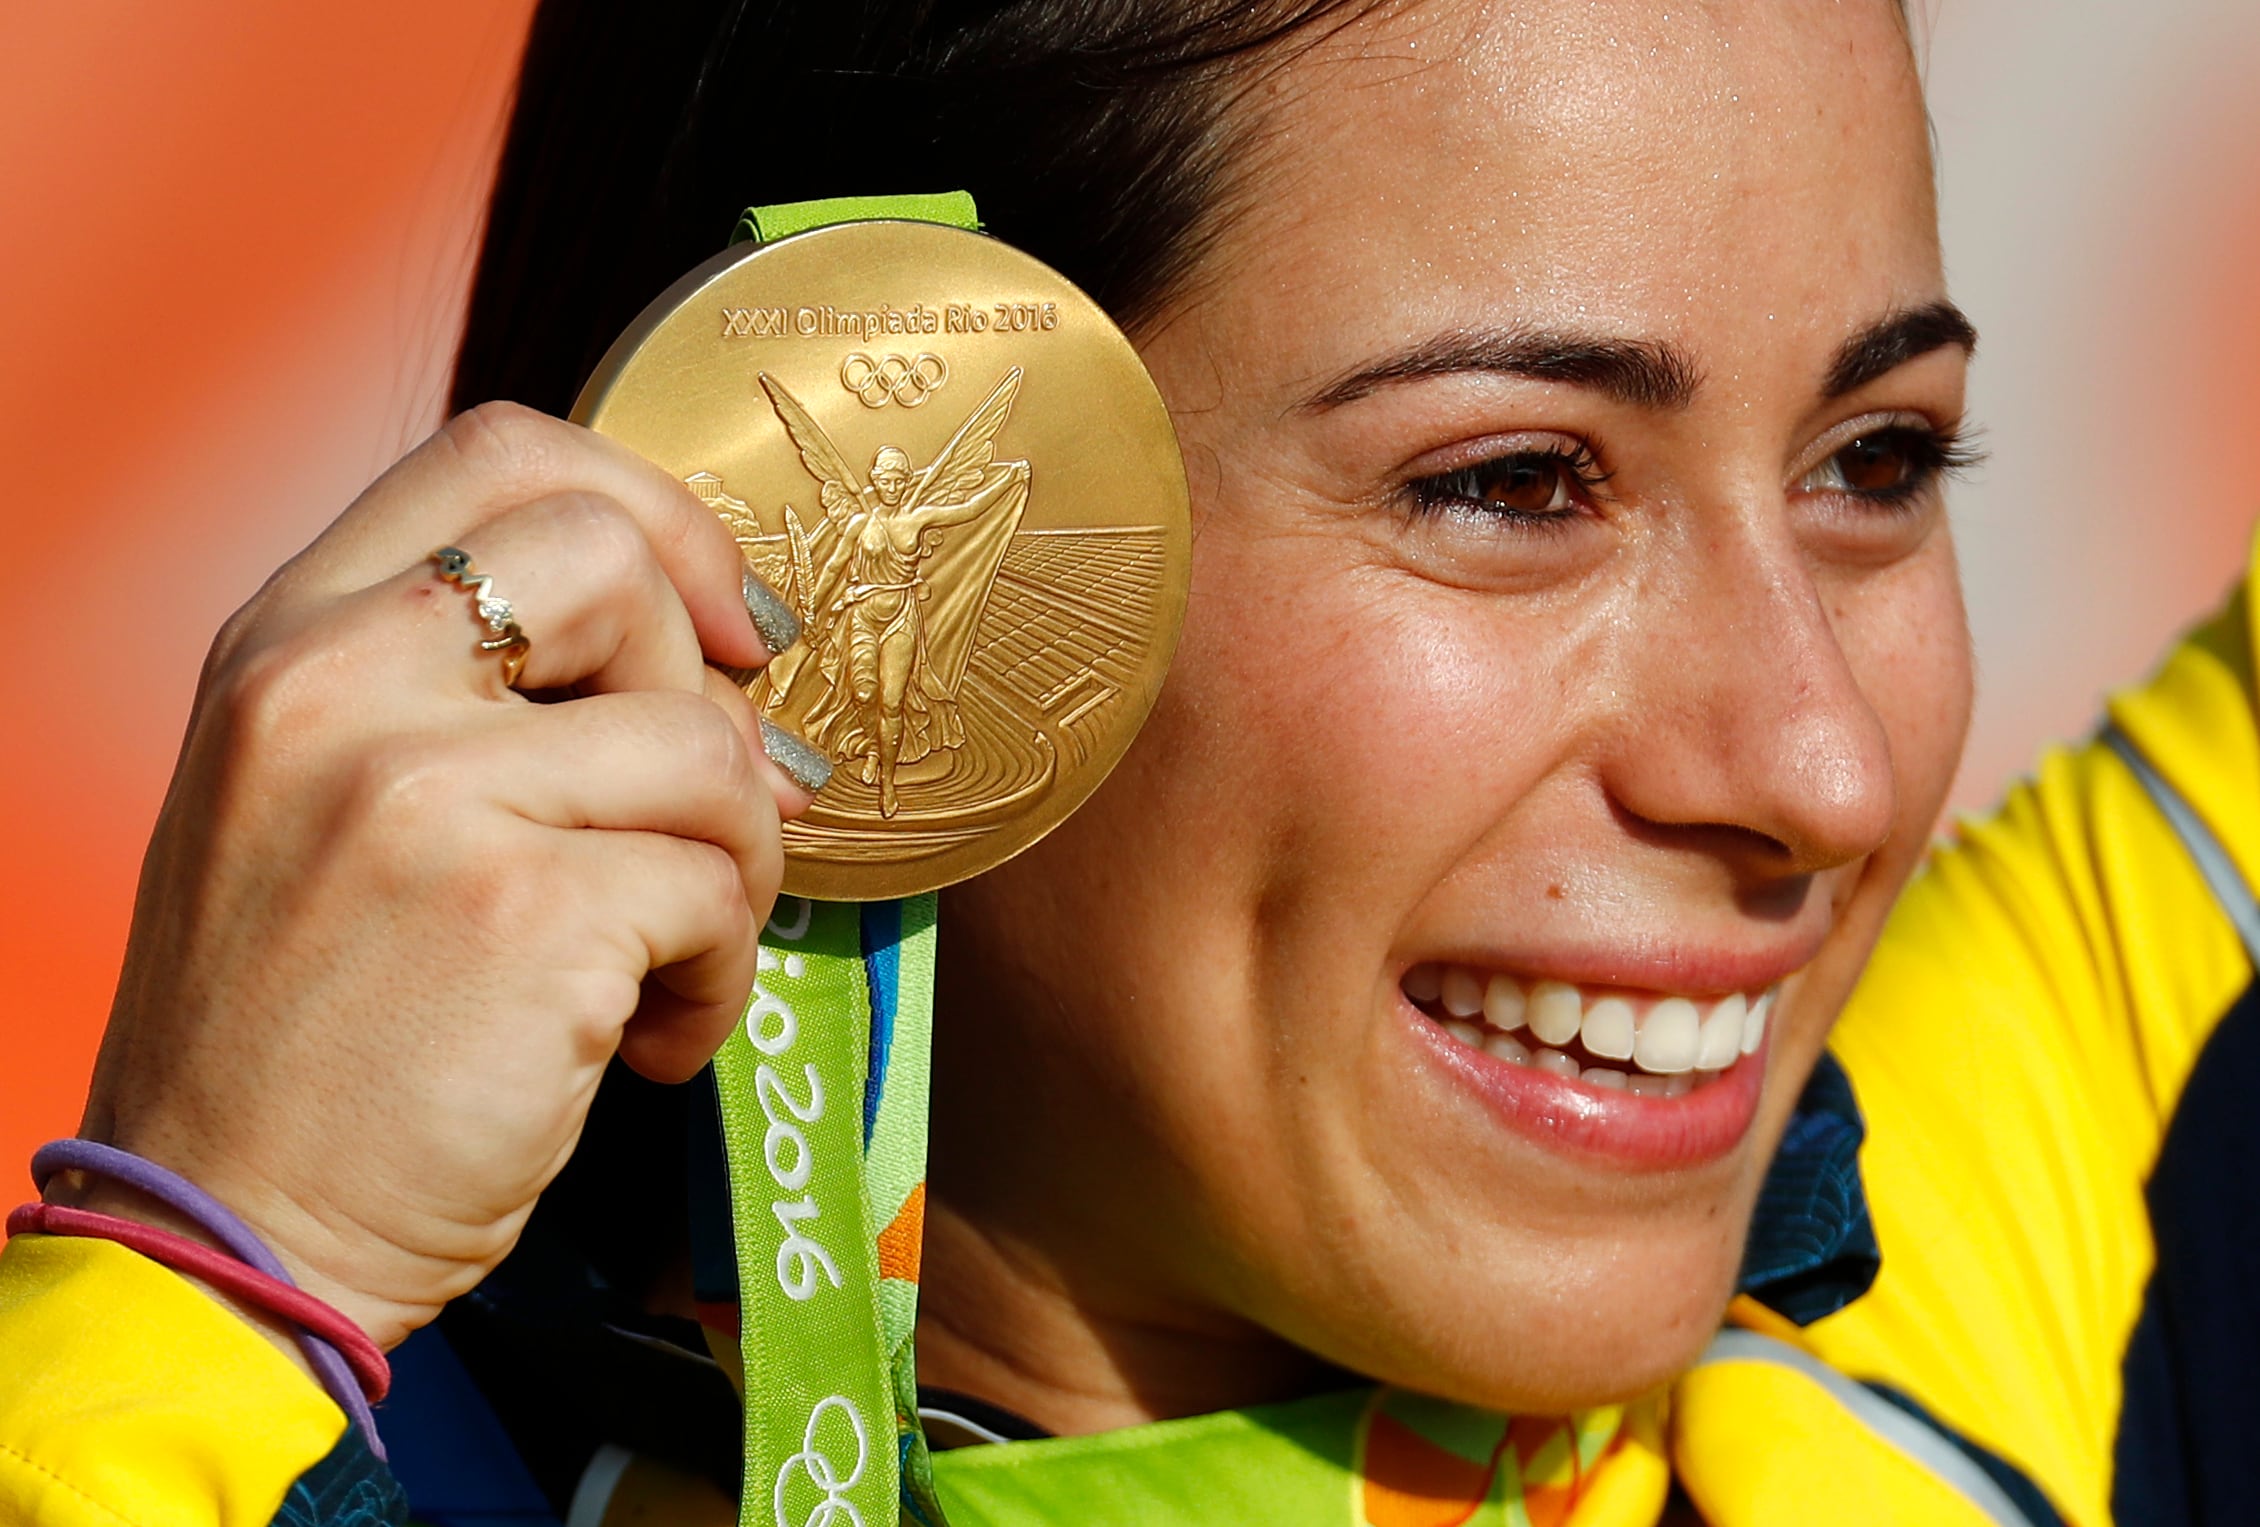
[
  {"xmin": 773, "ymin": 1395, "xmax": 870, "ymax": 1527},
  {"xmin": 749, "ymin": 899, "xmax": 842, "ymax": 1301}
]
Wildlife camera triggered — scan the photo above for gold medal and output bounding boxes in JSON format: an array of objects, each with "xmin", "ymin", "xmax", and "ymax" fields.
[{"xmin": 574, "ymin": 221, "xmax": 1191, "ymax": 900}]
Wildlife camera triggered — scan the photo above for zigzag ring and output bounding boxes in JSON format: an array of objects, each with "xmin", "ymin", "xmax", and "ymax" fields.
[{"xmin": 431, "ymin": 547, "xmax": 532, "ymax": 687}]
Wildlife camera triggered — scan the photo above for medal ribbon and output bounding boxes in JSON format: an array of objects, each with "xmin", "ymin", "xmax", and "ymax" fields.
[{"xmin": 714, "ymin": 193, "xmax": 978, "ymax": 1527}]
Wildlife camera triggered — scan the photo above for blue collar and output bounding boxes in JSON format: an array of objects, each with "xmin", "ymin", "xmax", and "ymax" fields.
[{"xmin": 1736, "ymin": 1049, "xmax": 1880, "ymax": 1325}]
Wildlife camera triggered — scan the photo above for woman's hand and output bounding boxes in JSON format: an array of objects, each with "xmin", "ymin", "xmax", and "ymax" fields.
[{"xmin": 66, "ymin": 403, "xmax": 809, "ymax": 1351}]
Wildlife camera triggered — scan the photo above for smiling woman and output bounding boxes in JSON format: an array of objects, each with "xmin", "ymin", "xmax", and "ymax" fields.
[
  {"xmin": 915, "ymin": 0, "xmax": 1972, "ymax": 1427},
  {"xmin": 0, "ymin": 1, "xmax": 2252, "ymax": 1526}
]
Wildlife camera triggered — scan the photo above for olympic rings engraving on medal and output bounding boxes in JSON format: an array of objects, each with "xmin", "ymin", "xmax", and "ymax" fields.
[
  {"xmin": 431, "ymin": 547, "xmax": 532, "ymax": 686},
  {"xmin": 772, "ymin": 1396, "xmax": 870, "ymax": 1527},
  {"xmin": 839, "ymin": 350, "xmax": 948, "ymax": 408}
]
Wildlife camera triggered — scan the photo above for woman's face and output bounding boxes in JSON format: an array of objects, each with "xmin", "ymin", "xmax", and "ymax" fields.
[{"xmin": 933, "ymin": 0, "xmax": 1971, "ymax": 1415}]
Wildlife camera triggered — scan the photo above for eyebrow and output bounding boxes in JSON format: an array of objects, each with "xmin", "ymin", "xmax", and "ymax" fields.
[
  {"xmin": 1298, "ymin": 300, "xmax": 1979, "ymax": 415},
  {"xmin": 1822, "ymin": 301, "xmax": 1979, "ymax": 398},
  {"xmin": 1300, "ymin": 327, "xmax": 1703, "ymax": 412}
]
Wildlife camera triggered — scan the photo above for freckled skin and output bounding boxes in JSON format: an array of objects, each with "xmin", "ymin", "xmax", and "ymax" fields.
[{"xmin": 920, "ymin": 0, "xmax": 1971, "ymax": 1429}]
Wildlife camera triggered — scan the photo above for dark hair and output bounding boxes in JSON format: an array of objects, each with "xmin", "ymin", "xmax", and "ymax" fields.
[{"xmin": 450, "ymin": 0, "xmax": 1387, "ymax": 420}]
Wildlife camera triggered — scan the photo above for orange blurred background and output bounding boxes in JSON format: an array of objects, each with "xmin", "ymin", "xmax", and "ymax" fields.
[
  {"xmin": 0, "ymin": 3, "xmax": 537, "ymax": 1182},
  {"xmin": 4, "ymin": 4, "xmax": 2259, "ymax": 1187}
]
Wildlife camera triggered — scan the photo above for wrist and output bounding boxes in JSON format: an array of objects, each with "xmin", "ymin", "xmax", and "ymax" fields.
[
  {"xmin": 44, "ymin": 1172, "xmax": 336, "ymax": 1382},
  {"xmin": 45, "ymin": 1139, "xmax": 436, "ymax": 1352},
  {"xmin": 191, "ymin": 1185, "xmax": 435, "ymax": 1354}
]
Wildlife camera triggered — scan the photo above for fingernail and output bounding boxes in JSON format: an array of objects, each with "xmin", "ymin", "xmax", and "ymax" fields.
[
  {"xmin": 759, "ymin": 717, "xmax": 833, "ymax": 793},
  {"xmin": 743, "ymin": 564, "xmax": 801, "ymax": 657}
]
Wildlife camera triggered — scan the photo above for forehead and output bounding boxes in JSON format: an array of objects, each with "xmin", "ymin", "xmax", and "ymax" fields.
[{"xmin": 1219, "ymin": 0, "xmax": 1938, "ymax": 382}]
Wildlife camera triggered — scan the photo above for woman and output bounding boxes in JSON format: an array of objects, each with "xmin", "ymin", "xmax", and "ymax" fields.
[{"xmin": 2, "ymin": 0, "xmax": 2247, "ymax": 1523}]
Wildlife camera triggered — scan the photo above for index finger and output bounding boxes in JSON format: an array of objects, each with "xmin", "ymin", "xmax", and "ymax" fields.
[{"xmin": 282, "ymin": 401, "xmax": 765, "ymax": 672}]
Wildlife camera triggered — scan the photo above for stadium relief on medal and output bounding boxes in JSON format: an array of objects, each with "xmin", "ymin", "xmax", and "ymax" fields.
[{"xmin": 691, "ymin": 358, "xmax": 1168, "ymax": 864}]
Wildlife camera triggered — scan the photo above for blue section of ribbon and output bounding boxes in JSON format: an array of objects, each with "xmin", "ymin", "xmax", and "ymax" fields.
[
  {"xmin": 1736, "ymin": 1050, "xmax": 1881, "ymax": 1325},
  {"xmin": 899, "ymin": 1433, "xmax": 939, "ymax": 1527},
  {"xmin": 860, "ymin": 900, "xmax": 906, "ymax": 1146}
]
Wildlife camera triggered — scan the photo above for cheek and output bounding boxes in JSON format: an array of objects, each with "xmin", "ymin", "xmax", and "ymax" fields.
[
  {"xmin": 1777, "ymin": 537, "xmax": 1971, "ymax": 1063},
  {"xmin": 1165, "ymin": 524, "xmax": 1574, "ymax": 919},
  {"xmin": 1843, "ymin": 538, "xmax": 1974, "ymax": 844}
]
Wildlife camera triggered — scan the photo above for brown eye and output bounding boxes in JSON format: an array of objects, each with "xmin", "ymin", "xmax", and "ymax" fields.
[
  {"xmin": 1833, "ymin": 434, "xmax": 1916, "ymax": 494},
  {"xmin": 1479, "ymin": 458, "xmax": 1570, "ymax": 513},
  {"xmin": 1411, "ymin": 447, "xmax": 1601, "ymax": 523},
  {"xmin": 1798, "ymin": 423, "xmax": 1969, "ymax": 509}
]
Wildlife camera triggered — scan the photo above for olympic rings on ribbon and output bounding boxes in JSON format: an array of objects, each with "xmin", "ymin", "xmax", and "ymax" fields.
[
  {"xmin": 772, "ymin": 1395, "xmax": 870, "ymax": 1527},
  {"xmin": 839, "ymin": 351, "xmax": 948, "ymax": 408}
]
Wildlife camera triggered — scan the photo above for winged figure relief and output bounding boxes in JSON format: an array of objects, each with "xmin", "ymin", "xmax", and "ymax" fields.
[{"xmin": 753, "ymin": 367, "xmax": 1031, "ymax": 817}]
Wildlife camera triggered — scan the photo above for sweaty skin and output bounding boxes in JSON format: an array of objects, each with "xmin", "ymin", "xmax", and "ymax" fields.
[{"xmin": 921, "ymin": 0, "xmax": 1973, "ymax": 1430}]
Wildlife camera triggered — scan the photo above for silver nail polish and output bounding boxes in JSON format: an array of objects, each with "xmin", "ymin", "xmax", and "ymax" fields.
[
  {"xmin": 742, "ymin": 566, "xmax": 802, "ymax": 656},
  {"xmin": 759, "ymin": 717, "xmax": 834, "ymax": 793}
]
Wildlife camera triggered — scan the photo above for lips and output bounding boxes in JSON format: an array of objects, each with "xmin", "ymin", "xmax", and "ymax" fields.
[{"xmin": 1402, "ymin": 961, "xmax": 1784, "ymax": 1167}]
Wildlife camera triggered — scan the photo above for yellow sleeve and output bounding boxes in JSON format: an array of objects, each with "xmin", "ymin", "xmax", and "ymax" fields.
[
  {"xmin": 1807, "ymin": 538, "xmax": 2260, "ymax": 1527},
  {"xmin": 0, "ymin": 1231, "xmax": 350, "ymax": 1526}
]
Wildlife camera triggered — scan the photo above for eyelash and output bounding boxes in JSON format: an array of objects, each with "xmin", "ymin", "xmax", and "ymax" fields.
[
  {"xmin": 1402, "ymin": 421, "xmax": 1983, "ymax": 528},
  {"xmin": 1404, "ymin": 442, "xmax": 1612, "ymax": 527},
  {"xmin": 1801, "ymin": 421, "xmax": 1983, "ymax": 512}
]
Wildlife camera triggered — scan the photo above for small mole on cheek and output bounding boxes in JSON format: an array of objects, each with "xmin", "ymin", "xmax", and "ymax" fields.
[{"xmin": 1546, "ymin": 883, "xmax": 1566, "ymax": 901}]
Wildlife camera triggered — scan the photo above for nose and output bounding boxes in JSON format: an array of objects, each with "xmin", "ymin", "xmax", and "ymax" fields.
[{"xmin": 1595, "ymin": 517, "xmax": 1898, "ymax": 879}]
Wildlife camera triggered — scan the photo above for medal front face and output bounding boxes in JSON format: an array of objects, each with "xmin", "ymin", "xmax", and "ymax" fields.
[{"xmin": 575, "ymin": 222, "xmax": 1191, "ymax": 900}]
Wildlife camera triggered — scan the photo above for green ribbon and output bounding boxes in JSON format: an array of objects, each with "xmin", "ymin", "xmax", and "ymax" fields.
[
  {"xmin": 715, "ymin": 193, "xmax": 977, "ymax": 1527},
  {"xmin": 733, "ymin": 192, "xmax": 980, "ymax": 248}
]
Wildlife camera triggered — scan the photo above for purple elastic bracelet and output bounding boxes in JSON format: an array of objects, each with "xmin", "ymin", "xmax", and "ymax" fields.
[{"xmin": 31, "ymin": 1139, "xmax": 385, "ymax": 1460}]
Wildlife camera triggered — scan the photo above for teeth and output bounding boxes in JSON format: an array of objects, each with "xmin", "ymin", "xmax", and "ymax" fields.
[
  {"xmin": 1531, "ymin": 1047, "xmax": 1581, "ymax": 1080},
  {"xmin": 1483, "ymin": 974, "xmax": 1527, "ymax": 1032},
  {"xmin": 1408, "ymin": 962, "xmax": 1786, "ymax": 1093},
  {"xmin": 1697, "ymin": 994, "xmax": 1744, "ymax": 1070},
  {"xmin": 1633, "ymin": 997, "xmax": 1700, "ymax": 1075},
  {"xmin": 1580, "ymin": 996, "xmax": 1636, "ymax": 1060},
  {"xmin": 1485, "ymin": 1031, "xmax": 1532, "ymax": 1065},
  {"xmin": 1527, "ymin": 981, "xmax": 1584, "ymax": 1046},
  {"xmin": 1440, "ymin": 965, "xmax": 1486, "ymax": 1017}
]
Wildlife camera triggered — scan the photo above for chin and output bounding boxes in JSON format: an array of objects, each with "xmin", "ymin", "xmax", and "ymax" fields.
[
  {"xmin": 1246, "ymin": 1183, "xmax": 1760, "ymax": 1416},
  {"xmin": 1239, "ymin": 981, "xmax": 1849, "ymax": 1416}
]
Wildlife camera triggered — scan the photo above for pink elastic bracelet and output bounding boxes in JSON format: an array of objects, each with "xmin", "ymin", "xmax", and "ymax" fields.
[{"xmin": 5, "ymin": 1202, "xmax": 392, "ymax": 1406}]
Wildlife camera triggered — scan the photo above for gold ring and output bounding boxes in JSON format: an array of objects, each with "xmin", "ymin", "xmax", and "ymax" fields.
[{"xmin": 431, "ymin": 546, "xmax": 532, "ymax": 686}]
